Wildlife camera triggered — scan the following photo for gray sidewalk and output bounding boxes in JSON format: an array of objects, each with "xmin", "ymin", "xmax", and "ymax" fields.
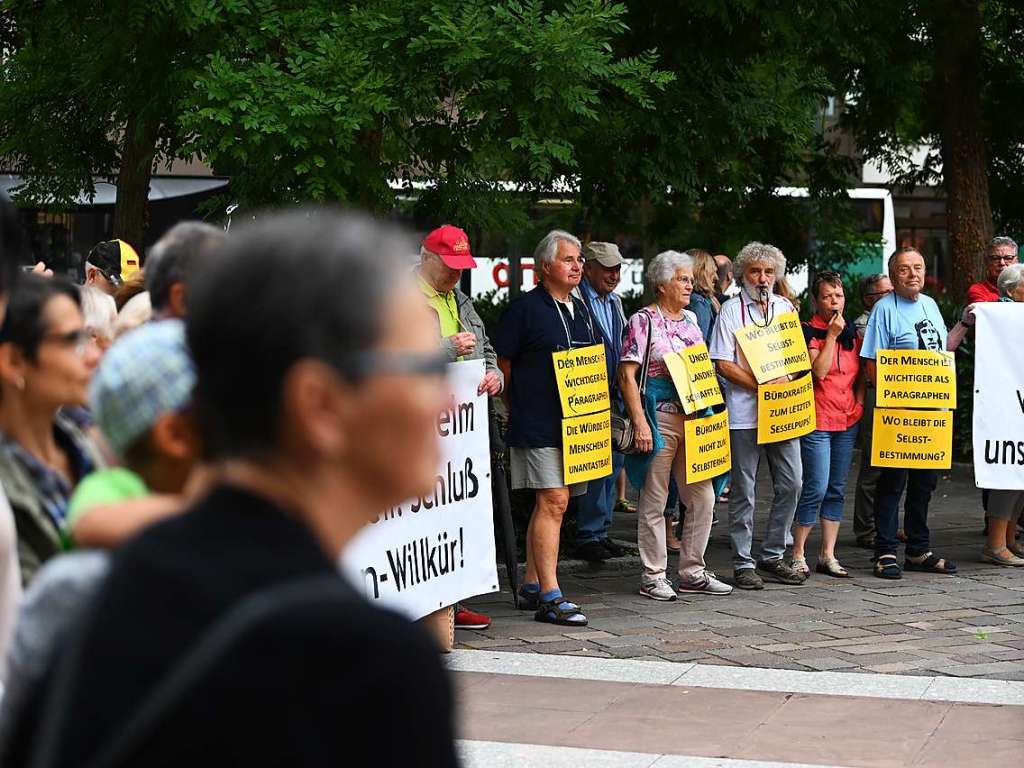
[{"xmin": 461, "ymin": 452, "xmax": 1024, "ymax": 680}]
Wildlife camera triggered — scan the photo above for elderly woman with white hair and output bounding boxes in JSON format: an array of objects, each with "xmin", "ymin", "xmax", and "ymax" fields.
[
  {"xmin": 977, "ymin": 261, "xmax": 1024, "ymax": 566},
  {"xmin": 708, "ymin": 242, "xmax": 806, "ymax": 590},
  {"xmin": 619, "ymin": 251, "xmax": 732, "ymax": 600},
  {"xmin": 495, "ymin": 229, "xmax": 598, "ymax": 626}
]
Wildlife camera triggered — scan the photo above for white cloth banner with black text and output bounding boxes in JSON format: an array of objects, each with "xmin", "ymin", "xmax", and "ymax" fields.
[
  {"xmin": 973, "ymin": 303, "xmax": 1024, "ymax": 490},
  {"xmin": 340, "ymin": 359, "xmax": 499, "ymax": 619}
]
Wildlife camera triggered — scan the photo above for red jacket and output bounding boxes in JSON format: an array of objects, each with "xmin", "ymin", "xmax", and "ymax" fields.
[{"xmin": 805, "ymin": 315, "xmax": 863, "ymax": 431}]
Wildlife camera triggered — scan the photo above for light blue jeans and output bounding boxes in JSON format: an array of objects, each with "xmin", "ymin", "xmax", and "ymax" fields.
[{"xmin": 794, "ymin": 424, "xmax": 859, "ymax": 527}]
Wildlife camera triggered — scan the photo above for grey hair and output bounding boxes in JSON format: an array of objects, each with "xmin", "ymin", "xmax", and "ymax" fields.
[
  {"xmin": 146, "ymin": 221, "xmax": 226, "ymax": 313},
  {"xmin": 989, "ymin": 236, "xmax": 1019, "ymax": 256},
  {"xmin": 534, "ymin": 229, "xmax": 581, "ymax": 266},
  {"xmin": 859, "ymin": 273, "xmax": 888, "ymax": 298},
  {"xmin": 997, "ymin": 262, "xmax": 1024, "ymax": 298},
  {"xmin": 646, "ymin": 250, "xmax": 693, "ymax": 295},
  {"xmin": 79, "ymin": 285, "xmax": 117, "ymax": 342},
  {"xmin": 734, "ymin": 242, "xmax": 786, "ymax": 283}
]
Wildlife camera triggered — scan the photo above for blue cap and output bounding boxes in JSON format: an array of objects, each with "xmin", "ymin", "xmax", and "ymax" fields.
[{"xmin": 89, "ymin": 319, "xmax": 196, "ymax": 457}]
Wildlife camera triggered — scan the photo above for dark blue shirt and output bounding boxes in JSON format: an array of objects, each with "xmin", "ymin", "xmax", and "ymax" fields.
[{"xmin": 494, "ymin": 285, "xmax": 599, "ymax": 448}]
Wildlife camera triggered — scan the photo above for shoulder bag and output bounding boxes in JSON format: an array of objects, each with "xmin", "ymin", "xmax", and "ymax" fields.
[{"xmin": 610, "ymin": 311, "xmax": 653, "ymax": 454}]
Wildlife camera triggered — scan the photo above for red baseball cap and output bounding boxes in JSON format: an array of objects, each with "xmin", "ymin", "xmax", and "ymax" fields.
[{"xmin": 422, "ymin": 225, "xmax": 476, "ymax": 270}]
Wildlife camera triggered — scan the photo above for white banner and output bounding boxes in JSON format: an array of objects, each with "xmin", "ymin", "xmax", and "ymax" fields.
[
  {"xmin": 973, "ymin": 303, "xmax": 1024, "ymax": 490},
  {"xmin": 340, "ymin": 359, "xmax": 499, "ymax": 619}
]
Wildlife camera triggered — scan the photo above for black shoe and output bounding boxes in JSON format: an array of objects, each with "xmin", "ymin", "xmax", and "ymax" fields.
[
  {"xmin": 575, "ymin": 541, "xmax": 612, "ymax": 562},
  {"xmin": 600, "ymin": 538, "xmax": 626, "ymax": 557}
]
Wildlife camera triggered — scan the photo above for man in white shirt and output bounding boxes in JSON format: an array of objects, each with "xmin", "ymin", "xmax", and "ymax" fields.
[{"xmin": 709, "ymin": 242, "xmax": 806, "ymax": 590}]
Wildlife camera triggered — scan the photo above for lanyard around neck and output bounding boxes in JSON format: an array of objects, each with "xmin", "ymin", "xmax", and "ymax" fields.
[
  {"xmin": 552, "ymin": 291, "xmax": 596, "ymax": 349},
  {"xmin": 654, "ymin": 304, "xmax": 686, "ymax": 353}
]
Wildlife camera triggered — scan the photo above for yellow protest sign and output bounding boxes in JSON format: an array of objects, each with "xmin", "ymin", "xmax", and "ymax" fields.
[
  {"xmin": 734, "ymin": 311, "xmax": 811, "ymax": 384},
  {"xmin": 684, "ymin": 410, "xmax": 731, "ymax": 484},
  {"xmin": 562, "ymin": 410, "xmax": 613, "ymax": 484},
  {"xmin": 551, "ymin": 344, "xmax": 610, "ymax": 417},
  {"xmin": 664, "ymin": 343, "xmax": 725, "ymax": 415},
  {"xmin": 875, "ymin": 350, "xmax": 957, "ymax": 409},
  {"xmin": 871, "ymin": 409, "xmax": 953, "ymax": 469},
  {"xmin": 757, "ymin": 375, "xmax": 816, "ymax": 444}
]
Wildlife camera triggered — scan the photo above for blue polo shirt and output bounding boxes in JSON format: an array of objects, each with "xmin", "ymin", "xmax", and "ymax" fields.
[{"xmin": 493, "ymin": 285, "xmax": 599, "ymax": 448}]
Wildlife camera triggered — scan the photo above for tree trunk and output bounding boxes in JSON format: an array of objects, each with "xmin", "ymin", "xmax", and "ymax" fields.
[
  {"xmin": 112, "ymin": 117, "xmax": 158, "ymax": 254},
  {"xmin": 933, "ymin": 0, "xmax": 992, "ymax": 299}
]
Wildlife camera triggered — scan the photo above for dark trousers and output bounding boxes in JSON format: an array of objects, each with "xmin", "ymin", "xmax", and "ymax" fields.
[{"xmin": 874, "ymin": 468, "xmax": 938, "ymax": 558}]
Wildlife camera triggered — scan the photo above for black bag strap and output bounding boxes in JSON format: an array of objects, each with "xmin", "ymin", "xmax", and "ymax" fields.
[
  {"xmin": 32, "ymin": 576, "xmax": 351, "ymax": 768},
  {"xmin": 637, "ymin": 310, "xmax": 654, "ymax": 396}
]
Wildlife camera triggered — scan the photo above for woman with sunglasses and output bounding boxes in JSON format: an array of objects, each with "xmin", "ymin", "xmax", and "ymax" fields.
[
  {"xmin": 0, "ymin": 274, "xmax": 104, "ymax": 583},
  {"xmin": 790, "ymin": 271, "xmax": 864, "ymax": 578}
]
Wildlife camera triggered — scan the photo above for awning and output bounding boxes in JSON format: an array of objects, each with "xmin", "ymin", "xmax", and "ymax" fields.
[{"xmin": 1, "ymin": 174, "xmax": 229, "ymax": 206}]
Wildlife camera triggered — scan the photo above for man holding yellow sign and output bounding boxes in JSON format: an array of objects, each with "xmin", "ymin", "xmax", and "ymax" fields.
[
  {"xmin": 709, "ymin": 242, "xmax": 807, "ymax": 590},
  {"xmin": 860, "ymin": 246, "xmax": 973, "ymax": 580}
]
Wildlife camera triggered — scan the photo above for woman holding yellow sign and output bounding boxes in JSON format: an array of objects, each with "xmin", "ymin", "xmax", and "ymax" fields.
[
  {"xmin": 619, "ymin": 251, "xmax": 731, "ymax": 601},
  {"xmin": 791, "ymin": 272, "xmax": 864, "ymax": 579}
]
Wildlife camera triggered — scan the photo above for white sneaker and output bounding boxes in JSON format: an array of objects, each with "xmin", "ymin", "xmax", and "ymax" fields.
[
  {"xmin": 677, "ymin": 571, "xmax": 733, "ymax": 595},
  {"xmin": 639, "ymin": 577, "xmax": 677, "ymax": 601}
]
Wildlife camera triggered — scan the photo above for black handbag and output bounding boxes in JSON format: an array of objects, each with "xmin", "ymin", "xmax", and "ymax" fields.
[{"xmin": 611, "ymin": 312, "xmax": 653, "ymax": 454}]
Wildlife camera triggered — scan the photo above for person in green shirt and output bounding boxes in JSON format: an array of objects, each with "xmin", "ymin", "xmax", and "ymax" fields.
[{"xmin": 65, "ymin": 319, "xmax": 202, "ymax": 547}]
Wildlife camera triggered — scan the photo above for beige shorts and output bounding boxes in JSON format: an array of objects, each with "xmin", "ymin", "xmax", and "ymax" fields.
[{"xmin": 509, "ymin": 447, "xmax": 588, "ymax": 497}]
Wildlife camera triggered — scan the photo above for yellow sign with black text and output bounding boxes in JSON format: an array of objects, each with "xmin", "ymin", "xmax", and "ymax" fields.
[
  {"xmin": 734, "ymin": 311, "xmax": 811, "ymax": 384},
  {"xmin": 871, "ymin": 409, "xmax": 953, "ymax": 469},
  {"xmin": 757, "ymin": 375, "xmax": 816, "ymax": 444},
  {"xmin": 875, "ymin": 350, "xmax": 956, "ymax": 409},
  {"xmin": 664, "ymin": 343, "xmax": 725, "ymax": 415},
  {"xmin": 552, "ymin": 344, "xmax": 610, "ymax": 417},
  {"xmin": 562, "ymin": 410, "xmax": 614, "ymax": 484},
  {"xmin": 684, "ymin": 410, "xmax": 731, "ymax": 484}
]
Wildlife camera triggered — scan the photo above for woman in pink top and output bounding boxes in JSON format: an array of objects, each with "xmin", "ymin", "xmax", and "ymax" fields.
[{"xmin": 791, "ymin": 272, "xmax": 865, "ymax": 578}]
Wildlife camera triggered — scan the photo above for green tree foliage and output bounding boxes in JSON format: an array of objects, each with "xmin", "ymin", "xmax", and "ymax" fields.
[
  {"xmin": 0, "ymin": 1, "xmax": 221, "ymax": 248},
  {"xmin": 828, "ymin": 0, "xmax": 1024, "ymax": 295},
  {"xmin": 179, "ymin": 0, "xmax": 673, "ymax": 233}
]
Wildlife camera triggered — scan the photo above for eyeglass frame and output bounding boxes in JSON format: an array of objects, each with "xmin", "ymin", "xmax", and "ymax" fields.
[{"xmin": 41, "ymin": 328, "xmax": 97, "ymax": 357}]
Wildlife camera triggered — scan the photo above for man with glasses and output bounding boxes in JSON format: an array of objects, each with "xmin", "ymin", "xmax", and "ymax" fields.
[
  {"xmin": 84, "ymin": 239, "xmax": 140, "ymax": 296},
  {"xmin": 416, "ymin": 224, "xmax": 501, "ymax": 631},
  {"xmin": 852, "ymin": 273, "xmax": 893, "ymax": 548},
  {"xmin": 967, "ymin": 237, "xmax": 1019, "ymax": 305}
]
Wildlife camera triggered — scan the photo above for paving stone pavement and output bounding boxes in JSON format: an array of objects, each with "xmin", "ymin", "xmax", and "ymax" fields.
[{"xmin": 460, "ymin": 455, "xmax": 1024, "ymax": 680}]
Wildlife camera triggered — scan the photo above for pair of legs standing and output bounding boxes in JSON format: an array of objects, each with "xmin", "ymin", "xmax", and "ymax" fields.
[
  {"xmin": 636, "ymin": 411, "xmax": 727, "ymax": 599},
  {"xmin": 791, "ymin": 425, "xmax": 858, "ymax": 577},
  {"xmin": 729, "ymin": 429, "xmax": 804, "ymax": 588}
]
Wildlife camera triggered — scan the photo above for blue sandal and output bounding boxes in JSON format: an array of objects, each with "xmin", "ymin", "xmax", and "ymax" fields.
[
  {"xmin": 873, "ymin": 554, "xmax": 902, "ymax": 580},
  {"xmin": 534, "ymin": 595, "xmax": 588, "ymax": 626}
]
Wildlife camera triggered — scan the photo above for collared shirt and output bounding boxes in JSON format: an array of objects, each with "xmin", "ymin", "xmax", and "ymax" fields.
[
  {"xmin": 966, "ymin": 279, "xmax": 1001, "ymax": 305},
  {"xmin": 417, "ymin": 276, "xmax": 461, "ymax": 339},
  {"xmin": 804, "ymin": 315, "xmax": 863, "ymax": 431},
  {"xmin": 0, "ymin": 419, "xmax": 95, "ymax": 530},
  {"xmin": 708, "ymin": 291, "xmax": 796, "ymax": 430},
  {"xmin": 493, "ymin": 285, "xmax": 599, "ymax": 448},
  {"xmin": 860, "ymin": 292, "xmax": 948, "ymax": 359},
  {"xmin": 578, "ymin": 279, "xmax": 625, "ymax": 394},
  {"xmin": 579, "ymin": 279, "xmax": 615, "ymax": 342}
]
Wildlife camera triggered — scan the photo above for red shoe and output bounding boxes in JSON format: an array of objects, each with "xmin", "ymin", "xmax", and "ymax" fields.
[{"xmin": 454, "ymin": 606, "xmax": 491, "ymax": 630}]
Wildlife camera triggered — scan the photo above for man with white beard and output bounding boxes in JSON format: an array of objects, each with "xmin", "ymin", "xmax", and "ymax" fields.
[{"xmin": 709, "ymin": 242, "xmax": 806, "ymax": 591}]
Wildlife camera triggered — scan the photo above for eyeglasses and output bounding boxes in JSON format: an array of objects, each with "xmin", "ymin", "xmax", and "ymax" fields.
[
  {"xmin": 988, "ymin": 255, "xmax": 1018, "ymax": 263},
  {"xmin": 42, "ymin": 329, "xmax": 95, "ymax": 357},
  {"xmin": 341, "ymin": 350, "xmax": 450, "ymax": 380},
  {"xmin": 865, "ymin": 288, "xmax": 893, "ymax": 297}
]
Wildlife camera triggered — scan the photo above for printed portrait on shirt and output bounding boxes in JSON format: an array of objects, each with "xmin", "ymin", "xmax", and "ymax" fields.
[{"xmin": 915, "ymin": 318, "xmax": 942, "ymax": 351}]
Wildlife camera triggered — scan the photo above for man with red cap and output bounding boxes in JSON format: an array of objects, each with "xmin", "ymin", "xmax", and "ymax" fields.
[{"xmin": 417, "ymin": 224, "xmax": 502, "ymax": 631}]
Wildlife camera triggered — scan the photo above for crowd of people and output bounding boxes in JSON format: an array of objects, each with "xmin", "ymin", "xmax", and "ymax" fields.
[
  {"xmin": 490, "ymin": 231, "xmax": 1022, "ymax": 625},
  {"xmin": 0, "ymin": 189, "xmax": 1019, "ymax": 761}
]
